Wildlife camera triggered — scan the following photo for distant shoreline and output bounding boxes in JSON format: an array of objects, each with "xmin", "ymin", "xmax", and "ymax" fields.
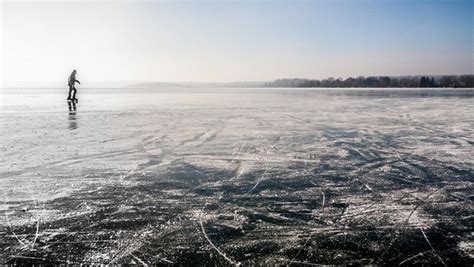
[
  {"xmin": 136, "ymin": 75, "xmax": 474, "ymax": 88},
  {"xmin": 265, "ymin": 75, "xmax": 473, "ymax": 88}
]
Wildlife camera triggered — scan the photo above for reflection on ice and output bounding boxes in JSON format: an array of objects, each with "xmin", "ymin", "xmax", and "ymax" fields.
[{"xmin": 67, "ymin": 101, "xmax": 77, "ymax": 130}]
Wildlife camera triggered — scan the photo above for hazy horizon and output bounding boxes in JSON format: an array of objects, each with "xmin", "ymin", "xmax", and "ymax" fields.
[
  {"xmin": 2, "ymin": 74, "xmax": 473, "ymax": 89},
  {"xmin": 1, "ymin": 0, "xmax": 473, "ymax": 85}
]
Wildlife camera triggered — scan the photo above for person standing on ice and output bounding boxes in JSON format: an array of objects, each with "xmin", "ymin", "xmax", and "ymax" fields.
[{"xmin": 67, "ymin": 70, "xmax": 81, "ymax": 101}]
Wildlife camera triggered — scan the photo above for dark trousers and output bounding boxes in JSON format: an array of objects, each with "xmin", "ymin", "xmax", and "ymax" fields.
[{"xmin": 68, "ymin": 85, "xmax": 77, "ymax": 100}]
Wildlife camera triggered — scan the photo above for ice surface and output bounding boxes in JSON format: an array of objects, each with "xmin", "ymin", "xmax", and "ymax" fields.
[{"xmin": 0, "ymin": 88, "xmax": 473, "ymax": 264}]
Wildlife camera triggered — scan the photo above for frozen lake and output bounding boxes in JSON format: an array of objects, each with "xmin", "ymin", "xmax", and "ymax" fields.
[{"xmin": 1, "ymin": 88, "xmax": 473, "ymax": 265}]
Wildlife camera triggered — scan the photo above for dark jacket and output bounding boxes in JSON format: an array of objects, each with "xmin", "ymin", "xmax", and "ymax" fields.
[{"xmin": 68, "ymin": 72, "xmax": 80, "ymax": 86}]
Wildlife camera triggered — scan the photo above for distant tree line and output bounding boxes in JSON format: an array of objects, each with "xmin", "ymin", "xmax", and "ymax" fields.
[{"xmin": 265, "ymin": 75, "xmax": 474, "ymax": 88}]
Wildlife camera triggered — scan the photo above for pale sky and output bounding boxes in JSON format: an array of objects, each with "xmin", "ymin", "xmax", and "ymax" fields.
[{"xmin": 1, "ymin": 0, "xmax": 473, "ymax": 85}]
